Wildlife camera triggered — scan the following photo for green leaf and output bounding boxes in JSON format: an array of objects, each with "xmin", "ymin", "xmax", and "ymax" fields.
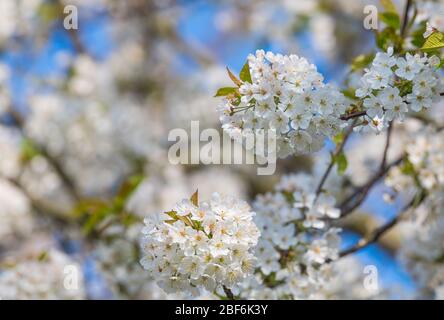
[
  {"xmin": 20, "ymin": 138, "xmax": 40, "ymax": 162},
  {"xmin": 400, "ymin": 159, "xmax": 416, "ymax": 176},
  {"xmin": 350, "ymin": 53, "xmax": 375, "ymax": 72},
  {"xmin": 281, "ymin": 190, "xmax": 295, "ymax": 203},
  {"xmin": 113, "ymin": 174, "xmax": 144, "ymax": 211},
  {"xmin": 380, "ymin": 0, "xmax": 398, "ymax": 13},
  {"xmin": 164, "ymin": 210, "xmax": 178, "ymax": 220},
  {"xmin": 376, "ymin": 27, "xmax": 398, "ymax": 50},
  {"xmin": 335, "ymin": 152, "xmax": 348, "ymax": 176},
  {"xmin": 190, "ymin": 190, "xmax": 199, "ymax": 206},
  {"xmin": 37, "ymin": 251, "xmax": 49, "ymax": 262},
  {"xmin": 77, "ymin": 175, "xmax": 144, "ymax": 235},
  {"xmin": 37, "ymin": 3, "xmax": 60, "ymax": 23},
  {"xmin": 177, "ymin": 215, "xmax": 194, "ymax": 228},
  {"xmin": 226, "ymin": 67, "xmax": 242, "ymax": 87},
  {"xmin": 214, "ymin": 87, "xmax": 238, "ymax": 97},
  {"xmin": 397, "ymin": 79, "xmax": 413, "ymax": 97},
  {"xmin": 410, "ymin": 22, "xmax": 427, "ymax": 48},
  {"xmin": 379, "ymin": 12, "xmax": 400, "ymax": 30},
  {"xmin": 341, "ymin": 88, "xmax": 357, "ymax": 100},
  {"xmin": 239, "ymin": 61, "xmax": 252, "ymax": 83},
  {"xmin": 421, "ymin": 32, "xmax": 444, "ymax": 51},
  {"xmin": 332, "ymin": 132, "xmax": 344, "ymax": 145},
  {"xmin": 83, "ymin": 206, "xmax": 110, "ymax": 235}
]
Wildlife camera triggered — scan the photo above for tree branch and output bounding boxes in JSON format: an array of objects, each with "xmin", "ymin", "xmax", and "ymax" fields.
[
  {"xmin": 339, "ymin": 155, "xmax": 404, "ymax": 218},
  {"xmin": 7, "ymin": 106, "xmax": 81, "ymax": 202},
  {"xmin": 340, "ymin": 110, "xmax": 367, "ymax": 121},
  {"xmin": 315, "ymin": 119, "xmax": 357, "ymax": 197},
  {"xmin": 55, "ymin": 0, "xmax": 88, "ymax": 55},
  {"xmin": 223, "ymin": 286, "xmax": 235, "ymax": 300},
  {"xmin": 400, "ymin": 0, "xmax": 413, "ymax": 39},
  {"xmin": 338, "ymin": 189, "xmax": 427, "ymax": 258},
  {"xmin": 4, "ymin": 176, "xmax": 73, "ymax": 224},
  {"xmin": 380, "ymin": 122, "xmax": 393, "ymax": 171}
]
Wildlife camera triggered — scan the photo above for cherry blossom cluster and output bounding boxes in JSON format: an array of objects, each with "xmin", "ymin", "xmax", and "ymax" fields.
[
  {"xmin": 398, "ymin": 193, "xmax": 444, "ymax": 299},
  {"xmin": 0, "ymin": 179, "xmax": 33, "ymax": 242},
  {"xmin": 218, "ymin": 50, "xmax": 348, "ymax": 158},
  {"xmin": 355, "ymin": 48, "xmax": 443, "ymax": 133},
  {"xmin": 416, "ymin": 1, "xmax": 444, "ymax": 34},
  {"xmin": 386, "ymin": 127, "xmax": 444, "ymax": 193},
  {"xmin": 236, "ymin": 173, "xmax": 342, "ymax": 299},
  {"xmin": 0, "ymin": 126, "xmax": 22, "ymax": 179},
  {"xmin": 95, "ymin": 230, "xmax": 195, "ymax": 299},
  {"xmin": 0, "ymin": 249, "xmax": 85, "ymax": 300},
  {"xmin": 384, "ymin": 127, "xmax": 444, "ymax": 299},
  {"xmin": 139, "ymin": 192, "xmax": 260, "ymax": 297},
  {"xmin": 404, "ymin": 128, "xmax": 444, "ymax": 191},
  {"xmin": 0, "ymin": 64, "xmax": 10, "ymax": 116}
]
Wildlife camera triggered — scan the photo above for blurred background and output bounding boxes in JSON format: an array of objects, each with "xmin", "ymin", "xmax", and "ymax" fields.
[{"xmin": 1, "ymin": 0, "xmax": 444, "ymax": 299}]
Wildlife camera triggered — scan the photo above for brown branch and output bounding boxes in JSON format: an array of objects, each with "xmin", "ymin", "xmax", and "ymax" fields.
[
  {"xmin": 340, "ymin": 110, "xmax": 367, "ymax": 121},
  {"xmin": 400, "ymin": 0, "xmax": 413, "ymax": 39},
  {"xmin": 315, "ymin": 119, "xmax": 357, "ymax": 197},
  {"xmin": 338, "ymin": 190, "xmax": 427, "ymax": 258},
  {"xmin": 4, "ymin": 176, "xmax": 72, "ymax": 224},
  {"xmin": 55, "ymin": 0, "xmax": 88, "ymax": 55},
  {"xmin": 223, "ymin": 286, "xmax": 235, "ymax": 300},
  {"xmin": 7, "ymin": 107, "xmax": 81, "ymax": 202},
  {"xmin": 339, "ymin": 155, "xmax": 404, "ymax": 218},
  {"xmin": 380, "ymin": 122, "xmax": 393, "ymax": 171}
]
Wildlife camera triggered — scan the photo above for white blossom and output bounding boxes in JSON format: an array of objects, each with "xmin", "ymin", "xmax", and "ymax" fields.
[
  {"xmin": 139, "ymin": 192, "xmax": 259, "ymax": 297},
  {"xmin": 355, "ymin": 48, "xmax": 443, "ymax": 132},
  {"xmin": 218, "ymin": 50, "xmax": 348, "ymax": 157},
  {"xmin": 239, "ymin": 173, "xmax": 342, "ymax": 299},
  {"xmin": 0, "ymin": 249, "xmax": 85, "ymax": 300}
]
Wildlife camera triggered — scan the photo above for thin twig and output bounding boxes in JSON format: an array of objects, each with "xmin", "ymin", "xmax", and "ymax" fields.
[
  {"xmin": 340, "ymin": 110, "xmax": 367, "ymax": 121},
  {"xmin": 5, "ymin": 176, "xmax": 72, "ymax": 224},
  {"xmin": 338, "ymin": 190, "xmax": 427, "ymax": 258},
  {"xmin": 400, "ymin": 0, "xmax": 413, "ymax": 39},
  {"xmin": 314, "ymin": 119, "xmax": 357, "ymax": 197},
  {"xmin": 340, "ymin": 93, "xmax": 444, "ymax": 121},
  {"xmin": 223, "ymin": 286, "xmax": 235, "ymax": 300},
  {"xmin": 380, "ymin": 122, "xmax": 393, "ymax": 172},
  {"xmin": 339, "ymin": 155, "xmax": 404, "ymax": 218},
  {"xmin": 7, "ymin": 106, "xmax": 81, "ymax": 202},
  {"xmin": 56, "ymin": 0, "xmax": 88, "ymax": 55}
]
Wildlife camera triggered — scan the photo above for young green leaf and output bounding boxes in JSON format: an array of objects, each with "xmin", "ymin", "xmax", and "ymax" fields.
[
  {"xmin": 239, "ymin": 61, "xmax": 252, "ymax": 83},
  {"xmin": 190, "ymin": 189, "xmax": 199, "ymax": 206},
  {"xmin": 400, "ymin": 159, "xmax": 416, "ymax": 176},
  {"xmin": 226, "ymin": 67, "xmax": 242, "ymax": 87},
  {"xmin": 332, "ymin": 132, "xmax": 344, "ymax": 145},
  {"xmin": 376, "ymin": 27, "xmax": 398, "ymax": 50},
  {"xmin": 379, "ymin": 12, "xmax": 400, "ymax": 30},
  {"xmin": 341, "ymin": 88, "xmax": 358, "ymax": 100},
  {"xmin": 165, "ymin": 210, "xmax": 178, "ymax": 220},
  {"xmin": 380, "ymin": 0, "xmax": 398, "ymax": 14},
  {"xmin": 410, "ymin": 22, "xmax": 427, "ymax": 48},
  {"xmin": 421, "ymin": 32, "xmax": 444, "ymax": 51},
  {"xmin": 37, "ymin": 251, "xmax": 49, "ymax": 262},
  {"xmin": 350, "ymin": 53, "xmax": 375, "ymax": 72},
  {"xmin": 20, "ymin": 138, "xmax": 40, "ymax": 162},
  {"xmin": 214, "ymin": 87, "xmax": 238, "ymax": 97},
  {"xmin": 335, "ymin": 152, "xmax": 348, "ymax": 176}
]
